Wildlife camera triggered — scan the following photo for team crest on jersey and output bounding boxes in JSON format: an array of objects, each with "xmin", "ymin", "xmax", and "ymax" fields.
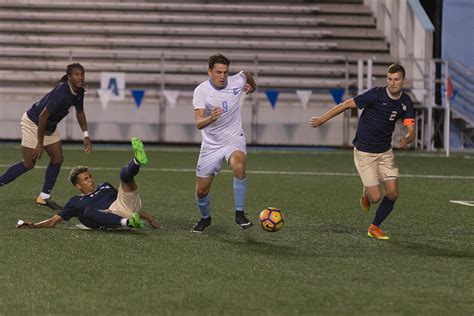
[
  {"xmin": 402, "ymin": 104, "xmax": 407, "ymax": 111},
  {"xmin": 233, "ymin": 88, "xmax": 240, "ymax": 95}
]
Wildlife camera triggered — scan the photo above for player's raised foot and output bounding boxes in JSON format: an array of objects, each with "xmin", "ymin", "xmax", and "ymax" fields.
[
  {"xmin": 191, "ymin": 216, "xmax": 211, "ymax": 233},
  {"xmin": 131, "ymin": 137, "xmax": 148, "ymax": 165},
  {"xmin": 360, "ymin": 189, "xmax": 371, "ymax": 212},
  {"xmin": 36, "ymin": 196, "xmax": 63, "ymax": 210},
  {"xmin": 128, "ymin": 212, "xmax": 145, "ymax": 229},
  {"xmin": 367, "ymin": 224, "xmax": 390, "ymax": 240},
  {"xmin": 235, "ymin": 212, "xmax": 253, "ymax": 229}
]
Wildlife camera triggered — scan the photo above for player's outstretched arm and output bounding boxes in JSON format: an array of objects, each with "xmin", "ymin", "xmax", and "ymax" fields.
[
  {"xmin": 76, "ymin": 110, "xmax": 92, "ymax": 153},
  {"xmin": 138, "ymin": 210, "xmax": 160, "ymax": 229},
  {"xmin": 310, "ymin": 98, "xmax": 357, "ymax": 128},
  {"xmin": 17, "ymin": 214, "xmax": 63, "ymax": 229}
]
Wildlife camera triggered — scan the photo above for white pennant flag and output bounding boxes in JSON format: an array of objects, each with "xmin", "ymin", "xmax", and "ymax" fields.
[
  {"xmin": 296, "ymin": 90, "xmax": 312, "ymax": 109},
  {"xmin": 97, "ymin": 89, "xmax": 112, "ymax": 110},
  {"xmin": 163, "ymin": 90, "xmax": 180, "ymax": 109},
  {"xmin": 412, "ymin": 89, "xmax": 426, "ymax": 103}
]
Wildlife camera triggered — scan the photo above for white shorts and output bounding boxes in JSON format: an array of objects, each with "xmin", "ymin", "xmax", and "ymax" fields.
[
  {"xmin": 20, "ymin": 112, "xmax": 61, "ymax": 148},
  {"xmin": 196, "ymin": 136, "xmax": 246, "ymax": 178}
]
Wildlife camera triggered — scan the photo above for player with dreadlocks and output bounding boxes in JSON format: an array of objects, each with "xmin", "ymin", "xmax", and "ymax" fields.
[{"xmin": 0, "ymin": 63, "xmax": 92, "ymax": 210}]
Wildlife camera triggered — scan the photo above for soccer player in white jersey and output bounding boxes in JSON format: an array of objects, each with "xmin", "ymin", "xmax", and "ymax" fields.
[{"xmin": 191, "ymin": 54, "xmax": 257, "ymax": 233}]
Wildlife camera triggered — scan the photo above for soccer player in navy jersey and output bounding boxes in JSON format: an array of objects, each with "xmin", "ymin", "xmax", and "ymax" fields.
[
  {"xmin": 16, "ymin": 138, "xmax": 159, "ymax": 230},
  {"xmin": 0, "ymin": 63, "xmax": 92, "ymax": 210},
  {"xmin": 310, "ymin": 64, "xmax": 415, "ymax": 240}
]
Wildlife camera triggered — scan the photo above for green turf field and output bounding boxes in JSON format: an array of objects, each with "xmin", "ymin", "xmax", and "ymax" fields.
[{"xmin": 0, "ymin": 144, "xmax": 473, "ymax": 315}]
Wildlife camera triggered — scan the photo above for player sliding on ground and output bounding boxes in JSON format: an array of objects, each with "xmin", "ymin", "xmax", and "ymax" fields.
[
  {"xmin": 310, "ymin": 64, "xmax": 415, "ymax": 240},
  {"xmin": 16, "ymin": 138, "xmax": 159, "ymax": 230}
]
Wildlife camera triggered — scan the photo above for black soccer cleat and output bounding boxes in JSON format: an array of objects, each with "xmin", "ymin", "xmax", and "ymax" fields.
[
  {"xmin": 235, "ymin": 212, "xmax": 253, "ymax": 229},
  {"xmin": 36, "ymin": 196, "xmax": 63, "ymax": 210},
  {"xmin": 191, "ymin": 216, "xmax": 211, "ymax": 233}
]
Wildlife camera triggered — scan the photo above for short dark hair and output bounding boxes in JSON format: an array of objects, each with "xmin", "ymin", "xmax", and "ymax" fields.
[
  {"xmin": 208, "ymin": 54, "xmax": 230, "ymax": 69},
  {"xmin": 387, "ymin": 63, "xmax": 405, "ymax": 79},
  {"xmin": 69, "ymin": 166, "xmax": 89, "ymax": 185}
]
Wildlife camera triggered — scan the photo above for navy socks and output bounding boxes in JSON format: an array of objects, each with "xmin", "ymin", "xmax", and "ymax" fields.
[
  {"xmin": 0, "ymin": 161, "xmax": 28, "ymax": 186},
  {"xmin": 120, "ymin": 159, "xmax": 140, "ymax": 183},
  {"xmin": 372, "ymin": 196, "xmax": 396, "ymax": 227},
  {"xmin": 42, "ymin": 162, "xmax": 61, "ymax": 195}
]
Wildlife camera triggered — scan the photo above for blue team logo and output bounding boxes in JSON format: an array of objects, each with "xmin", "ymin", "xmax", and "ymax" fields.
[{"xmin": 233, "ymin": 88, "xmax": 239, "ymax": 95}]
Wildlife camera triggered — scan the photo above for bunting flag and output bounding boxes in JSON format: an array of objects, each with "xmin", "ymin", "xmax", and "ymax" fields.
[
  {"xmin": 97, "ymin": 89, "xmax": 112, "ymax": 110},
  {"xmin": 265, "ymin": 90, "xmax": 279, "ymax": 109},
  {"xmin": 446, "ymin": 77, "xmax": 458, "ymax": 100},
  {"xmin": 329, "ymin": 88, "xmax": 345, "ymax": 105},
  {"xmin": 131, "ymin": 90, "xmax": 145, "ymax": 108},
  {"xmin": 163, "ymin": 90, "xmax": 180, "ymax": 109},
  {"xmin": 296, "ymin": 90, "xmax": 312, "ymax": 109},
  {"xmin": 412, "ymin": 89, "xmax": 426, "ymax": 103}
]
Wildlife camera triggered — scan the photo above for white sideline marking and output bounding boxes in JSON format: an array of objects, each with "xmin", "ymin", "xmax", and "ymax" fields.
[
  {"xmin": 1, "ymin": 164, "xmax": 473, "ymax": 180},
  {"xmin": 450, "ymin": 200, "xmax": 474, "ymax": 207}
]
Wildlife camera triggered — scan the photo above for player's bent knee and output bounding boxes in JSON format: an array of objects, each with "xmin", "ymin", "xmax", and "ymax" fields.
[
  {"xmin": 196, "ymin": 187, "xmax": 210, "ymax": 198},
  {"xmin": 50, "ymin": 157, "xmax": 64, "ymax": 165},
  {"xmin": 385, "ymin": 191, "xmax": 399, "ymax": 201},
  {"xmin": 233, "ymin": 167, "xmax": 246, "ymax": 179},
  {"xmin": 23, "ymin": 161, "xmax": 36, "ymax": 170},
  {"xmin": 369, "ymin": 193, "xmax": 383, "ymax": 203}
]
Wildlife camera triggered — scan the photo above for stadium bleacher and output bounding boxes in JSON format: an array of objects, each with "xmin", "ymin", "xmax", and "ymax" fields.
[{"xmin": 0, "ymin": 0, "xmax": 396, "ymax": 144}]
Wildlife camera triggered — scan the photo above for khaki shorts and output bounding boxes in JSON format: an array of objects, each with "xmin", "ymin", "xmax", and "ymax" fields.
[
  {"xmin": 353, "ymin": 148, "xmax": 399, "ymax": 187},
  {"xmin": 108, "ymin": 184, "xmax": 142, "ymax": 219},
  {"xmin": 20, "ymin": 112, "xmax": 61, "ymax": 148}
]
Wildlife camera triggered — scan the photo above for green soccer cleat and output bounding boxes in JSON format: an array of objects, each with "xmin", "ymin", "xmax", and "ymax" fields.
[
  {"xmin": 128, "ymin": 212, "xmax": 145, "ymax": 229},
  {"xmin": 131, "ymin": 137, "xmax": 148, "ymax": 165}
]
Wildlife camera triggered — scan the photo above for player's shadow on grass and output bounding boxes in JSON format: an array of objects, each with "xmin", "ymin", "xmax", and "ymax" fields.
[
  {"xmin": 390, "ymin": 240, "xmax": 474, "ymax": 259},
  {"xmin": 314, "ymin": 223, "xmax": 361, "ymax": 237},
  {"xmin": 60, "ymin": 222, "xmax": 155, "ymax": 234},
  {"xmin": 205, "ymin": 226, "xmax": 298, "ymax": 258}
]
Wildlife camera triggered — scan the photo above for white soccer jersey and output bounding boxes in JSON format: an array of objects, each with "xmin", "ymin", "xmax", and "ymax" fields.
[{"xmin": 193, "ymin": 72, "xmax": 247, "ymax": 147}]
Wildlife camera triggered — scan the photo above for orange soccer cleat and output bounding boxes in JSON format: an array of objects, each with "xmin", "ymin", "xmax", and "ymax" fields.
[{"xmin": 367, "ymin": 224, "xmax": 390, "ymax": 240}]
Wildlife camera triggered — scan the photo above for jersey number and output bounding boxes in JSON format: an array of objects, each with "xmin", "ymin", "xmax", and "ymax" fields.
[
  {"xmin": 389, "ymin": 111, "xmax": 397, "ymax": 121},
  {"xmin": 222, "ymin": 101, "xmax": 228, "ymax": 113}
]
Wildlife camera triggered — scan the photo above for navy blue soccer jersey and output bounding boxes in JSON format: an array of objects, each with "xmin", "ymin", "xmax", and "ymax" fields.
[
  {"xmin": 26, "ymin": 81, "xmax": 84, "ymax": 133},
  {"xmin": 353, "ymin": 86, "xmax": 414, "ymax": 153},
  {"xmin": 57, "ymin": 183, "xmax": 117, "ymax": 223}
]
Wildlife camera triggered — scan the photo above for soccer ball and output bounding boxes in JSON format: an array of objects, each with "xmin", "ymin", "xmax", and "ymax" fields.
[{"xmin": 259, "ymin": 207, "xmax": 284, "ymax": 232}]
